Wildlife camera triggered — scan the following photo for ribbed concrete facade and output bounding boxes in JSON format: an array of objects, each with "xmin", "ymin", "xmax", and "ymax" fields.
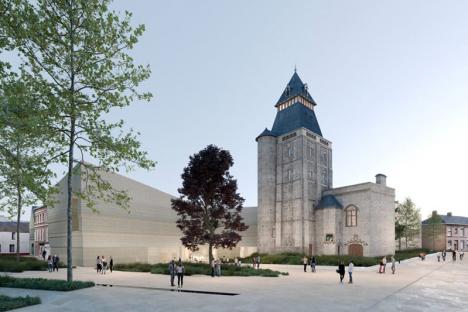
[{"xmin": 47, "ymin": 165, "xmax": 257, "ymax": 266}]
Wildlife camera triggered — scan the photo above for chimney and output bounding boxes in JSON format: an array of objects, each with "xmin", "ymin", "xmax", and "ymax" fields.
[
  {"xmin": 375, "ymin": 174, "xmax": 387, "ymax": 186},
  {"xmin": 447, "ymin": 212, "xmax": 452, "ymax": 217},
  {"xmin": 432, "ymin": 210, "xmax": 438, "ymax": 217}
]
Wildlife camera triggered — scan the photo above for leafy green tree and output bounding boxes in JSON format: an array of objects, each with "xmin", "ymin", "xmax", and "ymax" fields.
[
  {"xmin": 0, "ymin": 77, "xmax": 55, "ymax": 262},
  {"xmin": 395, "ymin": 198, "xmax": 421, "ymax": 249},
  {"xmin": 1, "ymin": 0, "xmax": 154, "ymax": 281},
  {"xmin": 424, "ymin": 212, "xmax": 443, "ymax": 251},
  {"xmin": 172, "ymin": 145, "xmax": 248, "ymax": 264}
]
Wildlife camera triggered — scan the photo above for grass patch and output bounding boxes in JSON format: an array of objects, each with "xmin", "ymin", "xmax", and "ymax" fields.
[
  {"xmin": 115, "ymin": 262, "xmax": 287, "ymax": 277},
  {"xmin": 0, "ymin": 295, "xmax": 41, "ymax": 311},
  {"xmin": 0, "ymin": 256, "xmax": 65, "ymax": 273},
  {"xmin": 0, "ymin": 276, "xmax": 94, "ymax": 291}
]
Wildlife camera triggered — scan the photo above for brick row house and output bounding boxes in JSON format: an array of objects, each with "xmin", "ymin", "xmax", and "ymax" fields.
[{"xmin": 422, "ymin": 211, "xmax": 468, "ymax": 251}]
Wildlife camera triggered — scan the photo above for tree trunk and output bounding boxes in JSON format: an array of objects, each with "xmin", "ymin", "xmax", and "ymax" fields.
[
  {"xmin": 398, "ymin": 238, "xmax": 401, "ymax": 251},
  {"xmin": 208, "ymin": 243, "xmax": 213, "ymax": 264},
  {"xmin": 66, "ymin": 2, "xmax": 76, "ymax": 283},
  {"xmin": 66, "ymin": 118, "xmax": 75, "ymax": 282},
  {"xmin": 16, "ymin": 182, "xmax": 22, "ymax": 262}
]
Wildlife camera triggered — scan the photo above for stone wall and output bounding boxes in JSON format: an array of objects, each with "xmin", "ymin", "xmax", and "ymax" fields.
[{"xmin": 325, "ymin": 181, "xmax": 395, "ymax": 257}]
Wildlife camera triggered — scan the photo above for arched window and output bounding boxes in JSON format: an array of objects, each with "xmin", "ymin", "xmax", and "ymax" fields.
[{"xmin": 345, "ymin": 205, "xmax": 358, "ymax": 227}]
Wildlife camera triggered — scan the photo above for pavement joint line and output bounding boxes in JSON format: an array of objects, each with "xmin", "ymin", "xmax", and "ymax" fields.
[
  {"xmin": 363, "ymin": 263, "xmax": 445, "ymax": 311},
  {"xmin": 95, "ymin": 283, "xmax": 239, "ymax": 296}
]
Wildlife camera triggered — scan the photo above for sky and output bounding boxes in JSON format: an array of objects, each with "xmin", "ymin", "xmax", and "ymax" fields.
[{"xmin": 11, "ymin": 0, "xmax": 468, "ymax": 221}]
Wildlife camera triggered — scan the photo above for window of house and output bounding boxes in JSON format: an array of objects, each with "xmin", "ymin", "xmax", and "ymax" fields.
[
  {"xmin": 287, "ymin": 169, "xmax": 292, "ymax": 181},
  {"xmin": 9, "ymin": 244, "xmax": 14, "ymax": 253},
  {"xmin": 448, "ymin": 240, "xmax": 452, "ymax": 248},
  {"xmin": 345, "ymin": 206, "xmax": 358, "ymax": 227},
  {"xmin": 11, "ymin": 232, "xmax": 15, "ymax": 240},
  {"xmin": 454, "ymin": 227, "xmax": 458, "ymax": 235},
  {"xmin": 325, "ymin": 234, "xmax": 334, "ymax": 242},
  {"xmin": 461, "ymin": 240, "xmax": 465, "ymax": 250},
  {"xmin": 447, "ymin": 227, "xmax": 452, "ymax": 237},
  {"xmin": 461, "ymin": 227, "xmax": 465, "ymax": 237}
]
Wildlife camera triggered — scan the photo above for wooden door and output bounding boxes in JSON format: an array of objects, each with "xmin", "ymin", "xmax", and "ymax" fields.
[{"xmin": 348, "ymin": 244, "xmax": 363, "ymax": 257}]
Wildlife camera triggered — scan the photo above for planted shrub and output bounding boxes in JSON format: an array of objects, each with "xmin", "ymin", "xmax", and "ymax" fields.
[
  {"xmin": 115, "ymin": 262, "xmax": 286, "ymax": 277},
  {"xmin": 0, "ymin": 276, "xmax": 94, "ymax": 291},
  {"xmin": 0, "ymin": 295, "xmax": 41, "ymax": 311}
]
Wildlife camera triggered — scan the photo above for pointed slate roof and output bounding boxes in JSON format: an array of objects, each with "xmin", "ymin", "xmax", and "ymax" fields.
[
  {"xmin": 316, "ymin": 195, "xmax": 343, "ymax": 210},
  {"xmin": 255, "ymin": 128, "xmax": 275, "ymax": 141},
  {"xmin": 271, "ymin": 102, "xmax": 322, "ymax": 137},
  {"xmin": 276, "ymin": 72, "xmax": 316, "ymax": 106}
]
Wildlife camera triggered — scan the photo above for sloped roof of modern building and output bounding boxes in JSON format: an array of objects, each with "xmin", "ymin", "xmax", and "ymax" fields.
[
  {"xmin": 276, "ymin": 72, "xmax": 316, "ymax": 106},
  {"xmin": 422, "ymin": 215, "xmax": 468, "ymax": 225},
  {"xmin": 0, "ymin": 221, "xmax": 29, "ymax": 233}
]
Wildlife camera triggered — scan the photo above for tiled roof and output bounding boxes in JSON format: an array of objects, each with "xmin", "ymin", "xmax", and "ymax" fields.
[
  {"xmin": 255, "ymin": 128, "xmax": 276, "ymax": 141},
  {"xmin": 276, "ymin": 72, "xmax": 316, "ymax": 106},
  {"xmin": 422, "ymin": 215, "xmax": 468, "ymax": 225},
  {"xmin": 316, "ymin": 195, "xmax": 343, "ymax": 210},
  {"xmin": 271, "ymin": 102, "xmax": 322, "ymax": 137},
  {"xmin": 0, "ymin": 221, "xmax": 29, "ymax": 233}
]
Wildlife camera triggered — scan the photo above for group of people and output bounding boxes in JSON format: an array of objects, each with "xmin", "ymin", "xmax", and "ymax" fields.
[
  {"xmin": 302, "ymin": 256, "xmax": 317, "ymax": 272},
  {"xmin": 252, "ymin": 255, "xmax": 261, "ymax": 269},
  {"xmin": 47, "ymin": 254, "xmax": 60, "ymax": 272},
  {"xmin": 96, "ymin": 256, "xmax": 113, "ymax": 274},
  {"xmin": 438, "ymin": 249, "xmax": 464, "ymax": 262},
  {"xmin": 336, "ymin": 261, "xmax": 354, "ymax": 283},
  {"xmin": 210, "ymin": 259, "xmax": 223, "ymax": 277},
  {"xmin": 378, "ymin": 256, "xmax": 397, "ymax": 274},
  {"xmin": 168, "ymin": 259, "xmax": 185, "ymax": 289}
]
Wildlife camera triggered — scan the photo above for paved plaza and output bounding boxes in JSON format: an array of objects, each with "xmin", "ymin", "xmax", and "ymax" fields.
[{"xmin": 1, "ymin": 254, "xmax": 467, "ymax": 312}]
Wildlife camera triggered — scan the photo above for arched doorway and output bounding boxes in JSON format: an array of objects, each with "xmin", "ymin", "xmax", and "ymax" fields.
[{"xmin": 348, "ymin": 244, "xmax": 363, "ymax": 257}]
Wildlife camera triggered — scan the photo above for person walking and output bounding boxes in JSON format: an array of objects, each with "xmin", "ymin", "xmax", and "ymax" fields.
[
  {"xmin": 211, "ymin": 259, "xmax": 215, "ymax": 277},
  {"xmin": 303, "ymin": 256, "xmax": 308, "ymax": 272},
  {"xmin": 215, "ymin": 259, "xmax": 221, "ymax": 277},
  {"xmin": 382, "ymin": 256, "xmax": 387, "ymax": 273},
  {"xmin": 176, "ymin": 260, "xmax": 185, "ymax": 289},
  {"xmin": 252, "ymin": 257, "xmax": 256, "ymax": 269},
  {"xmin": 460, "ymin": 250, "xmax": 464, "ymax": 261},
  {"xmin": 391, "ymin": 256, "xmax": 396, "ymax": 274},
  {"xmin": 442, "ymin": 249, "xmax": 446, "ymax": 261},
  {"xmin": 310, "ymin": 256, "xmax": 317, "ymax": 273},
  {"xmin": 102, "ymin": 256, "xmax": 107, "ymax": 274},
  {"xmin": 256, "ymin": 256, "xmax": 261, "ymax": 269},
  {"xmin": 52, "ymin": 254, "xmax": 60, "ymax": 272},
  {"xmin": 337, "ymin": 261, "xmax": 345, "ymax": 283},
  {"xmin": 42, "ymin": 249, "xmax": 47, "ymax": 261},
  {"xmin": 96, "ymin": 256, "xmax": 102, "ymax": 274},
  {"xmin": 452, "ymin": 250, "xmax": 457, "ymax": 261},
  {"xmin": 47, "ymin": 255, "xmax": 53, "ymax": 272},
  {"xmin": 348, "ymin": 260, "xmax": 354, "ymax": 284},
  {"xmin": 168, "ymin": 260, "xmax": 176, "ymax": 286},
  {"xmin": 109, "ymin": 256, "xmax": 114, "ymax": 273}
]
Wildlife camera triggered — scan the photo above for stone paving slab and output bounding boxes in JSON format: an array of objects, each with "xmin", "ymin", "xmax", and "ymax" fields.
[{"xmin": 1, "ymin": 256, "xmax": 467, "ymax": 311}]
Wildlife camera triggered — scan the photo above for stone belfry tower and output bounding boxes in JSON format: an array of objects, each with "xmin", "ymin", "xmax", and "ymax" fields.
[{"xmin": 256, "ymin": 71, "xmax": 333, "ymax": 254}]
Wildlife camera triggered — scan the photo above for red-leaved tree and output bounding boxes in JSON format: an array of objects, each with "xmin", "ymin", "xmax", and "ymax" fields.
[{"xmin": 171, "ymin": 145, "xmax": 248, "ymax": 263}]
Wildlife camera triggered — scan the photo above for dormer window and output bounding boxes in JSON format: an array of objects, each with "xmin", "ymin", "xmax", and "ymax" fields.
[{"xmin": 285, "ymin": 86, "xmax": 291, "ymax": 96}]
